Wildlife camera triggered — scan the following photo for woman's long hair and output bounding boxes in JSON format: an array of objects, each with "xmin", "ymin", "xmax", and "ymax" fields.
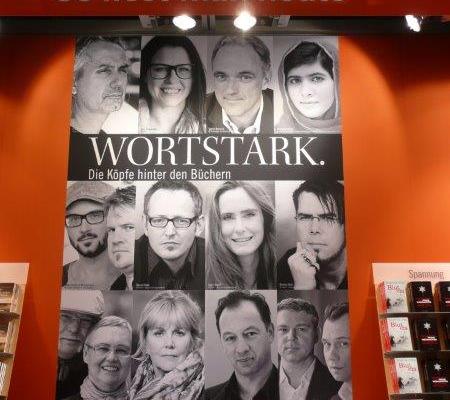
[
  {"xmin": 140, "ymin": 36, "xmax": 206, "ymax": 133},
  {"xmin": 206, "ymin": 181, "xmax": 276, "ymax": 289},
  {"xmin": 133, "ymin": 291, "xmax": 203, "ymax": 361}
]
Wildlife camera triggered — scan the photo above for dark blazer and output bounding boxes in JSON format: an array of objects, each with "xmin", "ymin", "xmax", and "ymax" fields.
[
  {"xmin": 206, "ymin": 89, "xmax": 274, "ymax": 134},
  {"xmin": 133, "ymin": 235, "xmax": 205, "ymax": 290},
  {"xmin": 206, "ymin": 365, "xmax": 278, "ymax": 400},
  {"xmin": 306, "ymin": 359, "xmax": 340, "ymax": 400}
]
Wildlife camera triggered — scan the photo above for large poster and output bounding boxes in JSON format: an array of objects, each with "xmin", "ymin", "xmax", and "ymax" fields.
[{"xmin": 57, "ymin": 34, "xmax": 352, "ymax": 400}]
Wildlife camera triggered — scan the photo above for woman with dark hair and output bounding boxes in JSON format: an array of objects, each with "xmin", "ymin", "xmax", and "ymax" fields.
[
  {"xmin": 139, "ymin": 36, "xmax": 206, "ymax": 134},
  {"xmin": 206, "ymin": 181, "xmax": 276, "ymax": 290},
  {"xmin": 129, "ymin": 291, "xmax": 205, "ymax": 400},
  {"xmin": 276, "ymin": 40, "xmax": 340, "ymax": 133}
]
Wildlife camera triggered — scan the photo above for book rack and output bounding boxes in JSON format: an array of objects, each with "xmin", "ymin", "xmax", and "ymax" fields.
[
  {"xmin": 0, "ymin": 264, "xmax": 28, "ymax": 399},
  {"xmin": 373, "ymin": 263, "xmax": 450, "ymax": 399}
]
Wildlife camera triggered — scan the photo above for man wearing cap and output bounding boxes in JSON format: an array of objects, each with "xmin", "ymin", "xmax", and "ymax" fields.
[
  {"xmin": 57, "ymin": 289, "xmax": 104, "ymax": 400},
  {"xmin": 63, "ymin": 181, "xmax": 121, "ymax": 290}
]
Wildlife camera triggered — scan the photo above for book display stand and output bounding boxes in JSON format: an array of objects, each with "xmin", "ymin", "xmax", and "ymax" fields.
[
  {"xmin": 0, "ymin": 264, "xmax": 28, "ymax": 399},
  {"xmin": 373, "ymin": 263, "xmax": 450, "ymax": 399}
]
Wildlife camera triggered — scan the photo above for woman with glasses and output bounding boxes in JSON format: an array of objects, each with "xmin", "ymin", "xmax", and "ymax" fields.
[
  {"xmin": 62, "ymin": 315, "xmax": 132, "ymax": 400},
  {"xmin": 129, "ymin": 291, "xmax": 205, "ymax": 400},
  {"xmin": 206, "ymin": 181, "xmax": 276, "ymax": 290},
  {"xmin": 139, "ymin": 36, "xmax": 206, "ymax": 134}
]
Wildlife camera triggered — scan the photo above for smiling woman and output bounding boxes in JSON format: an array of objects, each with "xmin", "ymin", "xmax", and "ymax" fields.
[
  {"xmin": 139, "ymin": 36, "xmax": 206, "ymax": 134},
  {"xmin": 206, "ymin": 181, "xmax": 276, "ymax": 290}
]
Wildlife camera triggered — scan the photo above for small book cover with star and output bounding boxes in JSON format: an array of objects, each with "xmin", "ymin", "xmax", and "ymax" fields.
[
  {"xmin": 381, "ymin": 317, "xmax": 413, "ymax": 352},
  {"xmin": 388, "ymin": 357, "xmax": 423, "ymax": 394},
  {"xmin": 424, "ymin": 360, "xmax": 450, "ymax": 392},
  {"xmin": 436, "ymin": 281, "xmax": 450, "ymax": 311},
  {"xmin": 414, "ymin": 318, "xmax": 441, "ymax": 350},
  {"xmin": 378, "ymin": 281, "xmax": 408, "ymax": 313},
  {"xmin": 408, "ymin": 281, "xmax": 434, "ymax": 312}
]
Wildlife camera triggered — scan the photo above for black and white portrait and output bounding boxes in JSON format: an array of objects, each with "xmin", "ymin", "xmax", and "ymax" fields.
[
  {"xmin": 63, "ymin": 181, "xmax": 135, "ymax": 291},
  {"xmin": 274, "ymin": 36, "xmax": 340, "ymax": 134},
  {"xmin": 277, "ymin": 290, "xmax": 349, "ymax": 400},
  {"xmin": 206, "ymin": 36, "xmax": 274, "ymax": 134},
  {"xmin": 204, "ymin": 181, "xmax": 276, "ymax": 290},
  {"xmin": 56, "ymin": 289, "xmax": 132, "ymax": 400},
  {"xmin": 133, "ymin": 180, "xmax": 207, "ymax": 290},
  {"xmin": 205, "ymin": 290, "xmax": 278, "ymax": 400},
  {"xmin": 139, "ymin": 36, "xmax": 207, "ymax": 134},
  {"xmin": 130, "ymin": 290, "xmax": 205, "ymax": 400},
  {"xmin": 71, "ymin": 36, "xmax": 140, "ymax": 136},
  {"xmin": 276, "ymin": 180, "xmax": 347, "ymax": 290}
]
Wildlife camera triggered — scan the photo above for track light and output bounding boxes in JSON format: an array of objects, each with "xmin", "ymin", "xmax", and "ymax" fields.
[
  {"xmin": 234, "ymin": 11, "xmax": 257, "ymax": 31},
  {"xmin": 405, "ymin": 15, "xmax": 423, "ymax": 32},
  {"xmin": 173, "ymin": 15, "xmax": 196, "ymax": 30}
]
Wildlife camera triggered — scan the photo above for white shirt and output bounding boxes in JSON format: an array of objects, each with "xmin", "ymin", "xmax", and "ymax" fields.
[
  {"xmin": 279, "ymin": 358, "xmax": 316, "ymax": 400},
  {"xmin": 221, "ymin": 96, "xmax": 264, "ymax": 134}
]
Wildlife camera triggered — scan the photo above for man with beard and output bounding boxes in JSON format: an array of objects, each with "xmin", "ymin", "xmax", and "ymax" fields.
[
  {"xmin": 57, "ymin": 289, "xmax": 104, "ymax": 400},
  {"xmin": 206, "ymin": 291, "xmax": 278, "ymax": 400},
  {"xmin": 277, "ymin": 298, "xmax": 339, "ymax": 400},
  {"xmin": 71, "ymin": 37, "xmax": 131, "ymax": 136},
  {"xmin": 63, "ymin": 181, "xmax": 121, "ymax": 290},
  {"xmin": 277, "ymin": 180, "xmax": 347, "ymax": 290},
  {"xmin": 104, "ymin": 185, "xmax": 136, "ymax": 290}
]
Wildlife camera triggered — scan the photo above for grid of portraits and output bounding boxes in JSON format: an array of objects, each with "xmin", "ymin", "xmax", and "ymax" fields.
[{"xmin": 57, "ymin": 34, "xmax": 351, "ymax": 400}]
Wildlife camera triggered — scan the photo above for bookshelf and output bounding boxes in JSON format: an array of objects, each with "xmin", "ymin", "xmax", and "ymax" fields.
[
  {"xmin": 373, "ymin": 263, "xmax": 450, "ymax": 398},
  {"xmin": 0, "ymin": 263, "xmax": 28, "ymax": 399}
]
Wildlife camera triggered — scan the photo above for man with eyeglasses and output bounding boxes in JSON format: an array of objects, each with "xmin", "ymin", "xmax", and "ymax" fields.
[
  {"xmin": 277, "ymin": 180, "xmax": 347, "ymax": 290},
  {"xmin": 277, "ymin": 298, "xmax": 339, "ymax": 400},
  {"xmin": 57, "ymin": 289, "xmax": 104, "ymax": 400},
  {"xmin": 62, "ymin": 315, "xmax": 132, "ymax": 400},
  {"xmin": 133, "ymin": 180, "xmax": 205, "ymax": 290},
  {"xmin": 207, "ymin": 36, "xmax": 273, "ymax": 134},
  {"xmin": 63, "ymin": 181, "xmax": 121, "ymax": 290}
]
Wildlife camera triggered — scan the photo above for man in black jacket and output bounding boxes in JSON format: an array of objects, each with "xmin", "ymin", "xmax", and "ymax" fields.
[
  {"xmin": 206, "ymin": 291, "xmax": 278, "ymax": 400},
  {"xmin": 134, "ymin": 180, "xmax": 205, "ymax": 290},
  {"xmin": 277, "ymin": 297, "xmax": 339, "ymax": 400},
  {"xmin": 207, "ymin": 36, "xmax": 273, "ymax": 134}
]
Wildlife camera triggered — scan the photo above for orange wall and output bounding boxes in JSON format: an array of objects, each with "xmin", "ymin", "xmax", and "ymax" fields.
[{"xmin": 0, "ymin": 34, "xmax": 450, "ymax": 399}]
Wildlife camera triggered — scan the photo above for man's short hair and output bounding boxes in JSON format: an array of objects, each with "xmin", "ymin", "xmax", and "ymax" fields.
[
  {"xmin": 211, "ymin": 36, "xmax": 271, "ymax": 78},
  {"xmin": 143, "ymin": 180, "xmax": 203, "ymax": 217},
  {"xmin": 277, "ymin": 298, "xmax": 319, "ymax": 331},
  {"xmin": 85, "ymin": 315, "xmax": 132, "ymax": 345},
  {"xmin": 324, "ymin": 302, "xmax": 349, "ymax": 322},
  {"xmin": 74, "ymin": 36, "xmax": 126, "ymax": 81},
  {"xmin": 104, "ymin": 185, "xmax": 136, "ymax": 219},
  {"xmin": 215, "ymin": 290, "xmax": 272, "ymax": 333},
  {"xmin": 292, "ymin": 180, "xmax": 345, "ymax": 224}
]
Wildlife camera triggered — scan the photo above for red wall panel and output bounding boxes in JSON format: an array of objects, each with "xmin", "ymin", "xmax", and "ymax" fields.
[{"xmin": 0, "ymin": 34, "xmax": 449, "ymax": 399}]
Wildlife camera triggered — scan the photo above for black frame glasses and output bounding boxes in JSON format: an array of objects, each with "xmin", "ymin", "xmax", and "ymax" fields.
[
  {"xmin": 65, "ymin": 210, "xmax": 105, "ymax": 228},
  {"xmin": 149, "ymin": 63, "xmax": 194, "ymax": 80},
  {"xmin": 146, "ymin": 216, "xmax": 198, "ymax": 229}
]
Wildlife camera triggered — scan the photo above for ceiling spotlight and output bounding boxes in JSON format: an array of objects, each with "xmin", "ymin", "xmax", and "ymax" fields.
[
  {"xmin": 234, "ymin": 11, "xmax": 257, "ymax": 31},
  {"xmin": 173, "ymin": 15, "xmax": 196, "ymax": 30},
  {"xmin": 405, "ymin": 15, "xmax": 423, "ymax": 32}
]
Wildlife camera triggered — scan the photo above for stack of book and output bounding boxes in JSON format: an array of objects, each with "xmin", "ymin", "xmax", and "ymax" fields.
[{"xmin": 0, "ymin": 283, "xmax": 20, "ymax": 313}]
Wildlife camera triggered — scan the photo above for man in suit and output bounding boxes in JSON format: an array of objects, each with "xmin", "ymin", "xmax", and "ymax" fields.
[
  {"xmin": 207, "ymin": 36, "xmax": 273, "ymax": 134},
  {"xmin": 277, "ymin": 297, "xmax": 339, "ymax": 400},
  {"xmin": 206, "ymin": 290, "xmax": 278, "ymax": 400}
]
